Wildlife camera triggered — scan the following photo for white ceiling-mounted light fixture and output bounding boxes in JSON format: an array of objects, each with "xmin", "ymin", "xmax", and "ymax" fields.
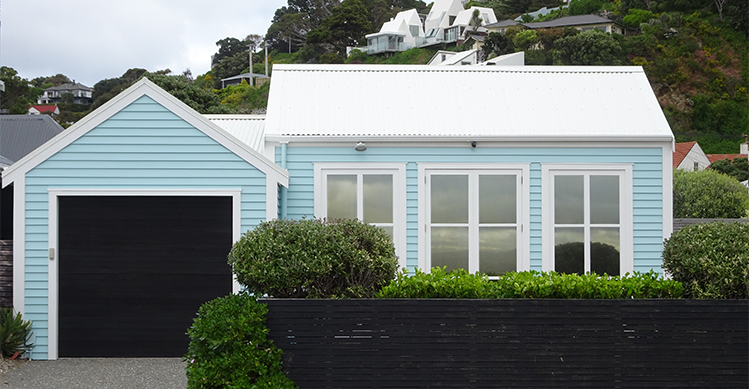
[{"xmin": 355, "ymin": 142, "xmax": 367, "ymax": 152}]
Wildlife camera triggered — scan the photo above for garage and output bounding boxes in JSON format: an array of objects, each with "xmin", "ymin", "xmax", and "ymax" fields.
[{"xmin": 57, "ymin": 195, "xmax": 233, "ymax": 357}]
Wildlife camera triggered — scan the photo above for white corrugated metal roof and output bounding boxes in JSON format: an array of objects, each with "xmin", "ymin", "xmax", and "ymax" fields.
[
  {"xmin": 204, "ymin": 114, "xmax": 265, "ymax": 152},
  {"xmin": 265, "ymin": 64, "xmax": 674, "ymax": 142}
]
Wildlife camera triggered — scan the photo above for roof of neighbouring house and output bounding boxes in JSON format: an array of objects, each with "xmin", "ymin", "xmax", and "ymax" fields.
[
  {"xmin": 220, "ymin": 72, "xmax": 270, "ymax": 83},
  {"xmin": 204, "ymin": 115, "xmax": 266, "ymax": 153},
  {"xmin": 0, "ymin": 155, "xmax": 14, "ymax": 169},
  {"xmin": 29, "ymin": 105, "xmax": 59, "ymax": 114},
  {"xmin": 673, "ymin": 141, "xmax": 697, "ymax": 167},
  {"xmin": 522, "ymin": 15, "xmax": 616, "ymax": 29},
  {"xmin": 44, "ymin": 82, "xmax": 93, "ymax": 92},
  {"xmin": 0, "ymin": 115, "xmax": 65, "ymax": 163},
  {"xmin": 264, "ymin": 64, "xmax": 674, "ymax": 142},
  {"xmin": 484, "ymin": 19, "xmax": 520, "ymax": 28},
  {"xmin": 706, "ymin": 154, "xmax": 747, "ymax": 164}
]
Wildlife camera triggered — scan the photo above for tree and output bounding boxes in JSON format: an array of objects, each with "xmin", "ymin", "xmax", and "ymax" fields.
[
  {"xmin": 212, "ymin": 37, "xmax": 245, "ymax": 66},
  {"xmin": 483, "ymin": 32, "xmax": 514, "ymax": 58},
  {"xmin": 307, "ymin": 0, "xmax": 372, "ymax": 55},
  {"xmin": 710, "ymin": 157, "xmax": 749, "ymax": 182},
  {"xmin": 552, "ymin": 29, "xmax": 625, "ymax": 65},
  {"xmin": 0, "ymin": 66, "xmax": 35, "ymax": 114},
  {"xmin": 673, "ymin": 169, "xmax": 749, "ymax": 218},
  {"xmin": 712, "ymin": 0, "xmax": 727, "ymax": 20},
  {"xmin": 145, "ymin": 73, "xmax": 230, "ymax": 114}
]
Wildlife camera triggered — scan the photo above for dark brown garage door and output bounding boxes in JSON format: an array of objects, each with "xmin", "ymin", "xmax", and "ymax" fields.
[{"xmin": 58, "ymin": 196, "xmax": 233, "ymax": 357}]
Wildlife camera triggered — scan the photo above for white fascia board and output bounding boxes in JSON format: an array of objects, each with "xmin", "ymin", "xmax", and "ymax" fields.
[
  {"xmin": 265, "ymin": 135, "xmax": 676, "ymax": 145},
  {"xmin": 2, "ymin": 78, "xmax": 288, "ymax": 187}
]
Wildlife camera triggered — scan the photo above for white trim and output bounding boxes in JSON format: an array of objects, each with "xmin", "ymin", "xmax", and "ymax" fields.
[
  {"xmin": 662, "ymin": 144, "xmax": 674, "ymax": 241},
  {"xmin": 264, "ymin": 137, "xmax": 676, "ymax": 146},
  {"xmin": 46, "ymin": 188, "xmax": 242, "ymax": 360},
  {"xmin": 12, "ymin": 176, "xmax": 25, "ymax": 315},
  {"xmin": 313, "ymin": 163, "xmax": 408, "ymax": 268},
  {"xmin": 417, "ymin": 163, "xmax": 531, "ymax": 273},
  {"xmin": 541, "ymin": 164, "xmax": 634, "ymax": 275},
  {"xmin": 2, "ymin": 78, "xmax": 289, "ymax": 187}
]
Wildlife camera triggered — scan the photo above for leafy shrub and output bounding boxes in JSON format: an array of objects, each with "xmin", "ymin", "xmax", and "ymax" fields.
[
  {"xmin": 229, "ymin": 218, "xmax": 398, "ymax": 298},
  {"xmin": 377, "ymin": 268, "xmax": 682, "ymax": 299},
  {"xmin": 184, "ymin": 293, "xmax": 296, "ymax": 389},
  {"xmin": 662, "ymin": 222, "xmax": 749, "ymax": 299},
  {"xmin": 710, "ymin": 157, "xmax": 749, "ymax": 182},
  {"xmin": 673, "ymin": 169, "xmax": 749, "ymax": 218},
  {"xmin": 0, "ymin": 308, "xmax": 33, "ymax": 358},
  {"xmin": 623, "ymin": 9, "xmax": 657, "ymax": 28}
]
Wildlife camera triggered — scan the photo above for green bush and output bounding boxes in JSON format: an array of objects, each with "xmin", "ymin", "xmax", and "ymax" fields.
[
  {"xmin": 376, "ymin": 268, "xmax": 682, "ymax": 299},
  {"xmin": 0, "ymin": 308, "xmax": 33, "ymax": 358},
  {"xmin": 662, "ymin": 222, "xmax": 749, "ymax": 299},
  {"xmin": 184, "ymin": 293, "xmax": 296, "ymax": 389},
  {"xmin": 673, "ymin": 169, "xmax": 749, "ymax": 218},
  {"xmin": 229, "ymin": 218, "xmax": 398, "ymax": 298}
]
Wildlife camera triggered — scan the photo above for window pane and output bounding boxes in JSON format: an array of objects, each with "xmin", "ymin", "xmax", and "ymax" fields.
[
  {"xmin": 431, "ymin": 175, "xmax": 468, "ymax": 223},
  {"xmin": 479, "ymin": 175, "xmax": 516, "ymax": 224},
  {"xmin": 363, "ymin": 175, "xmax": 393, "ymax": 224},
  {"xmin": 591, "ymin": 227, "xmax": 620, "ymax": 276},
  {"xmin": 479, "ymin": 227, "xmax": 516, "ymax": 276},
  {"xmin": 327, "ymin": 175, "xmax": 357, "ymax": 219},
  {"xmin": 590, "ymin": 176, "xmax": 619, "ymax": 224},
  {"xmin": 554, "ymin": 176, "xmax": 584, "ymax": 225},
  {"xmin": 555, "ymin": 227, "xmax": 584, "ymax": 275},
  {"xmin": 431, "ymin": 227, "xmax": 468, "ymax": 272}
]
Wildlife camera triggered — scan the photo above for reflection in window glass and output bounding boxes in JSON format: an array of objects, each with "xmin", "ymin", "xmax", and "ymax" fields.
[
  {"xmin": 327, "ymin": 175, "xmax": 356, "ymax": 219},
  {"xmin": 479, "ymin": 227, "xmax": 516, "ymax": 275},
  {"xmin": 591, "ymin": 227, "xmax": 620, "ymax": 276},
  {"xmin": 363, "ymin": 175, "xmax": 393, "ymax": 224},
  {"xmin": 590, "ymin": 176, "xmax": 619, "ymax": 224},
  {"xmin": 431, "ymin": 175, "xmax": 468, "ymax": 223},
  {"xmin": 554, "ymin": 176, "xmax": 584, "ymax": 224},
  {"xmin": 555, "ymin": 227, "xmax": 584, "ymax": 275},
  {"xmin": 479, "ymin": 175, "xmax": 516, "ymax": 224},
  {"xmin": 431, "ymin": 227, "xmax": 468, "ymax": 272}
]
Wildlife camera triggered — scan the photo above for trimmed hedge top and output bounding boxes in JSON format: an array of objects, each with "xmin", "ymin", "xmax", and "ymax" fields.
[{"xmin": 377, "ymin": 268, "xmax": 683, "ymax": 299}]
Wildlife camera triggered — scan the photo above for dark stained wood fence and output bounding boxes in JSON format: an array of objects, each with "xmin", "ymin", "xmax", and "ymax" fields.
[
  {"xmin": 263, "ymin": 299, "xmax": 749, "ymax": 389},
  {"xmin": 0, "ymin": 240, "xmax": 11, "ymax": 309},
  {"xmin": 673, "ymin": 218, "xmax": 749, "ymax": 233}
]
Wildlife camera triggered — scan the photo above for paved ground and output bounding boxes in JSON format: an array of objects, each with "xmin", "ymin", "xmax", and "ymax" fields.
[{"xmin": 0, "ymin": 358, "xmax": 187, "ymax": 388}]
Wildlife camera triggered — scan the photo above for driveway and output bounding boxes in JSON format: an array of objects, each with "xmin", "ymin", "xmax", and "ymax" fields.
[{"xmin": 1, "ymin": 358, "xmax": 187, "ymax": 388}]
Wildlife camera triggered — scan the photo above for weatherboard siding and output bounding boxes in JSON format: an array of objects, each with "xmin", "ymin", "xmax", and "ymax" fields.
[
  {"xmin": 22, "ymin": 96, "xmax": 268, "ymax": 359},
  {"xmin": 280, "ymin": 145, "xmax": 664, "ymax": 273}
]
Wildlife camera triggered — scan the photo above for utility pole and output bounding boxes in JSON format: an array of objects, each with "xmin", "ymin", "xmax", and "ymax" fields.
[
  {"xmin": 265, "ymin": 40, "xmax": 269, "ymax": 77},
  {"xmin": 248, "ymin": 43, "xmax": 254, "ymax": 87}
]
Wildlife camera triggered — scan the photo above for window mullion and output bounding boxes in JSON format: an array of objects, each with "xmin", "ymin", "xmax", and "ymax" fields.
[
  {"xmin": 584, "ymin": 174, "xmax": 591, "ymax": 273},
  {"xmin": 357, "ymin": 173, "xmax": 364, "ymax": 221},
  {"xmin": 469, "ymin": 173, "xmax": 480, "ymax": 273}
]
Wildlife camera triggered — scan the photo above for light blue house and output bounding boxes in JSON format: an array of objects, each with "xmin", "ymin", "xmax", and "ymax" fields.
[
  {"xmin": 263, "ymin": 64, "xmax": 674, "ymax": 278},
  {"xmin": 3, "ymin": 65, "xmax": 674, "ymax": 359},
  {"xmin": 2, "ymin": 78, "xmax": 288, "ymax": 360}
]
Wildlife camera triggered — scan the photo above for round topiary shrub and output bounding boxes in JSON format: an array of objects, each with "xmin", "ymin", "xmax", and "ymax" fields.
[
  {"xmin": 229, "ymin": 218, "xmax": 398, "ymax": 298},
  {"xmin": 662, "ymin": 222, "xmax": 749, "ymax": 299},
  {"xmin": 184, "ymin": 293, "xmax": 296, "ymax": 389},
  {"xmin": 673, "ymin": 169, "xmax": 749, "ymax": 218}
]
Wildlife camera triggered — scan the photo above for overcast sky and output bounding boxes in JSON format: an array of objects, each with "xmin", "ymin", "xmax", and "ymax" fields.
[{"xmin": 1, "ymin": 0, "xmax": 287, "ymax": 87}]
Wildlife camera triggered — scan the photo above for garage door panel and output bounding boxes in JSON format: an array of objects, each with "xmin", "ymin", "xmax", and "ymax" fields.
[{"xmin": 58, "ymin": 196, "xmax": 233, "ymax": 357}]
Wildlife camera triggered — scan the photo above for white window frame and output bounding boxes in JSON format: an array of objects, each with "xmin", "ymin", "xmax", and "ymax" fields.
[
  {"xmin": 418, "ymin": 163, "xmax": 530, "ymax": 274},
  {"xmin": 541, "ymin": 164, "xmax": 634, "ymax": 275},
  {"xmin": 314, "ymin": 163, "xmax": 407, "ymax": 268}
]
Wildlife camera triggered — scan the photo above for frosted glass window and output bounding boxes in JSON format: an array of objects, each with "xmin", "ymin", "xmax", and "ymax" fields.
[
  {"xmin": 431, "ymin": 175, "xmax": 468, "ymax": 223},
  {"xmin": 327, "ymin": 175, "xmax": 357, "ymax": 219},
  {"xmin": 590, "ymin": 176, "xmax": 619, "ymax": 224},
  {"xmin": 431, "ymin": 227, "xmax": 469, "ymax": 272},
  {"xmin": 480, "ymin": 175, "xmax": 516, "ymax": 224},
  {"xmin": 554, "ymin": 176, "xmax": 584, "ymax": 224},
  {"xmin": 363, "ymin": 175, "xmax": 393, "ymax": 224}
]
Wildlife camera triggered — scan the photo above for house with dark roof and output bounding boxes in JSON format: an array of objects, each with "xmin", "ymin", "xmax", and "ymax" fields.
[
  {"xmin": 37, "ymin": 83, "xmax": 94, "ymax": 105},
  {"xmin": 522, "ymin": 15, "xmax": 627, "ymax": 35},
  {"xmin": 220, "ymin": 72, "xmax": 270, "ymax": 89}
]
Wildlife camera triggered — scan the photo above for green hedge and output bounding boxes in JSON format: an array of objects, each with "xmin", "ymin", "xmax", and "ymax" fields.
[
  {"xmin": 184, "ymin": 294, "xmax": 296, "ymax": 389},
  {"xmin": 673, "ymin": 169, "xmax": 749, "ymax": 218},
  {"xmin": 229, "ymin": 218, "xmax": 398, "ymax": 298},
  {"xmin": 376, "ymin": 267, "xmax": 682, "ymax": 299},
  {"xmin": 663, "ymin": 221, "xmax": 749, "ymax": 299}
]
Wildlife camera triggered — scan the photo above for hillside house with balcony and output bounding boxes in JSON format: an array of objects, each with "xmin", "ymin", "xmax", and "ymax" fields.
[{"xmin": 37, "ymin": 83, "xmax": 93, "ymax": 105}]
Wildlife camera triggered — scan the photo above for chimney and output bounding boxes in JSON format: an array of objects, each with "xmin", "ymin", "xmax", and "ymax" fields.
[{"xmin": 741, "ymin": 134, "xmax": 748, "ymax": 155}]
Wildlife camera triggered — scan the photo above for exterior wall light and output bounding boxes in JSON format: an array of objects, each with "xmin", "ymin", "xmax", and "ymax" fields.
[{"xmin": 355, "ymin": 142, "xmax": 367, "ymax": 152}]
